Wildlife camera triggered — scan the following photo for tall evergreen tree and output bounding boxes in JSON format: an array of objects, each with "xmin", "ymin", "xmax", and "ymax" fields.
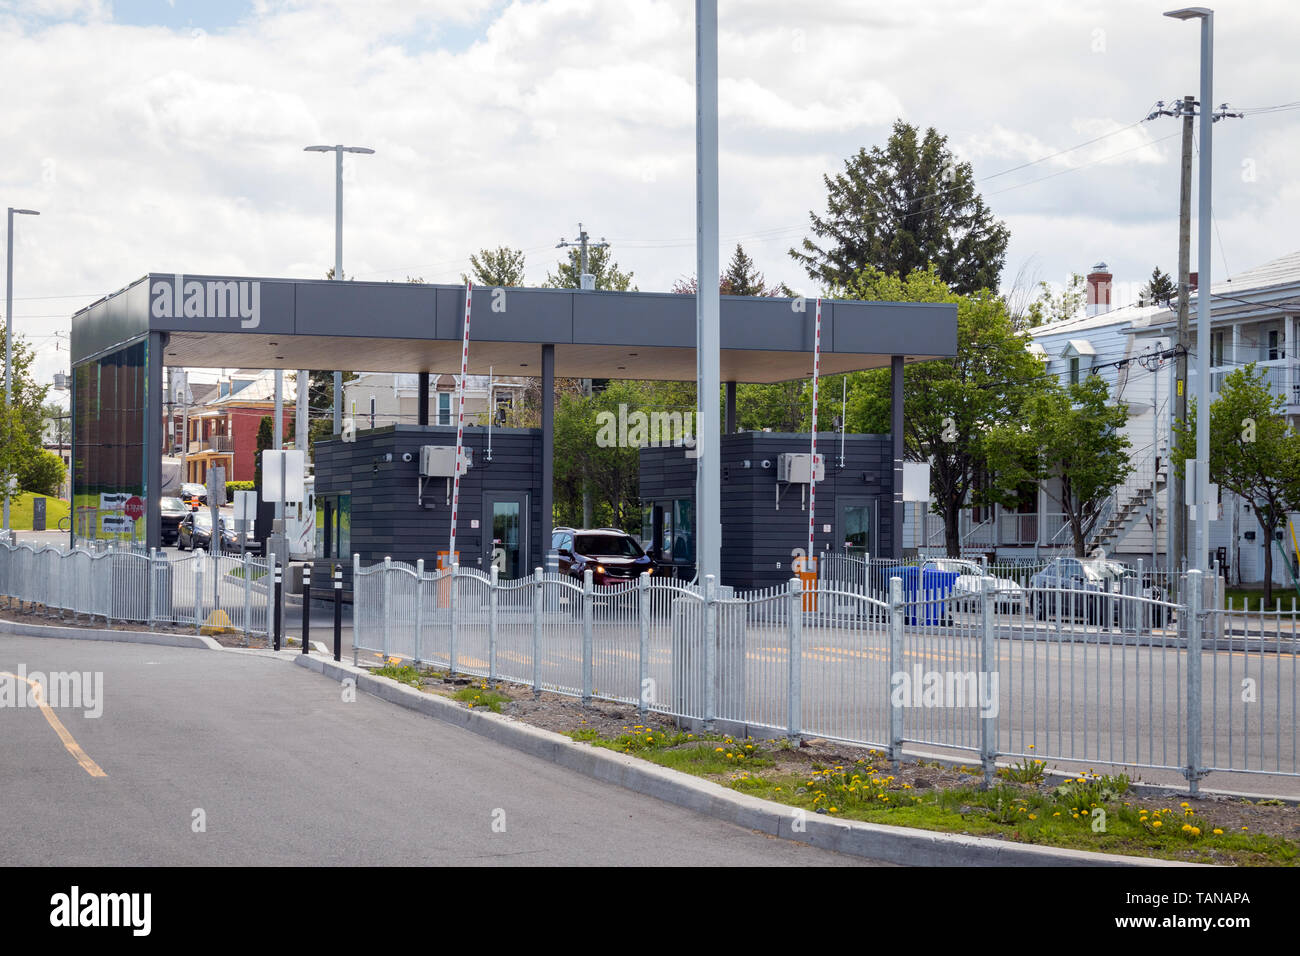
[
  {"xmin": 792, "ymin": 120, "xmax": 1010, "ymax": 295},
  {"xmin": 1140, "ymin": 267, "xmax": 1177, "ymax": 306},
  {"xmin": 721, "ymin": 244, "xmax": 763, "ymax": 295}
]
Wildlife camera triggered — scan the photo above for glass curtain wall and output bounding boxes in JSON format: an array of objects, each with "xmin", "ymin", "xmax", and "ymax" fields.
[{"xmin": 71, "ymin": 339, "xmax": 149, "ymax": 542}]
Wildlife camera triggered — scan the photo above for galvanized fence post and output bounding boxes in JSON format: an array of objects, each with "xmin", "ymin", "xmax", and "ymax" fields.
[
  {"xmin": 382, "ymin": 556, "xmax": 392, "ymax": 660},
  {"xmin": 1186, "ymin": 568, "xmax": 1204, "ymax": 795},
  {"xmin": 582, "ymin": 568, "xmax": 594, "ymax": 706},
  {"xmin": 147, "ymin": 548, "xmax": 158, "ymax": 630},
  {"xmin": 980, "ymin": 577, "xmax": 997, "ymax": 788},
  {"xmin": 242, "ymin": 551, "xmax": 253, "ymax": 640},
  {"xmin": 489, "ymin": 565, "xmax": 499, "ymax": 686},
  {"xmin": 414, "ymin": 558, "xmax": 425, "ymax": 666},
  {"xmin": 532, "ymin": 567, "xmax": 543, "ymax": 698},
  {"xmin": 194, "ymin": 549, "xmax": 204, "ymax": 633},
  {"xmin": 638, "ymin": 572, "xmax": 650, "ymax": 719},
  {"xmin": 787, "ymin": 577, "xmax": 802, "ymax": 741},
  {"xmin": 889, "ymin": 576, "xmax": 904, "ymax": 771},
  {"xmin": 449, "ymin": 563, "xmax": 459, "ymax": 676},
  {"xmin": 352, "ymin": 553, "xmax": 361, "ymax": 666},
  {"xmin": 704, "ymin": 573, "xmax": 717, "ymax": 731}
]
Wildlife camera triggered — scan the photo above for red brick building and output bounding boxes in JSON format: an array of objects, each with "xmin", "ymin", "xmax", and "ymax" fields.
[{"xmin": 181, "ymin": 371, "xmax": 295, "ymax": 484}]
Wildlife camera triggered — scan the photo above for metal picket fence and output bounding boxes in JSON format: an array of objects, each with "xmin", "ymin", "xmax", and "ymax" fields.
[
  {"xmin": 349, "ymin": 557, "xmax": 1299, "ymax": 794},
  {"xmin": 0, "ymin": 541, "xmax": 273, "ymax": 637}
]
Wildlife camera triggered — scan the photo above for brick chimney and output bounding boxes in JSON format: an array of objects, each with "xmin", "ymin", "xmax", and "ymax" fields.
[
  {"xmin": 1086, "ymin": 262, "xmax": 1112, "ymax": 317},
  {"xmin": 1188, "ymin": 271, "xmax": 1198, "ymax": 291}
]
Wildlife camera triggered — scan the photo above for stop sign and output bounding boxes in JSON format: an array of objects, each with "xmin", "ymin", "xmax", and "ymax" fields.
[{"xmin": 124, "ymin": 496, "xmax": 145, "ymax": 521}]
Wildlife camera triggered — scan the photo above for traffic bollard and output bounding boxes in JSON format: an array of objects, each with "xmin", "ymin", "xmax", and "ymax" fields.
[
  {"xmin": 302, "ymin": 562, "xmax": 312, "ymax": 654},
  {"xmin": 333, "ymin": 564, "xmax": 343, "ymax": 662},
  {"xmin": 273, "ymin": 563, "xmax": 283, "ymax": 651}
]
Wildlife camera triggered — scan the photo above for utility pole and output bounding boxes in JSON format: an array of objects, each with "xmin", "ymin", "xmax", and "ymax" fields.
[
  {"xmin": 1146, "ymin": 92, "xmax": 1240, "ymax": 572},
  {"xmin": 1146, "ymin": 95, "xmax": 1195, "ymax": 572},
  {"xmin": 557, "ymin": 223, "xmax": 608, "ymax": 293},
  {"xmin": 1174, "ymin": 94, "xmax": 1194, "ymax": 574},
  {"xmin": 557, "ymin": 223, "xmax": 610, "ymax": 528}
]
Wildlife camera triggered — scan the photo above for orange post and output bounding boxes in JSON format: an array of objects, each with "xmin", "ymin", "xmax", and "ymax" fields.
[
  {"xmin": 436, "ymin": 550, "xmax": 459, "ymax": 608},
  {"xmin": 798, "ymin": 567, "xmax": 818, "ymax": 612}
]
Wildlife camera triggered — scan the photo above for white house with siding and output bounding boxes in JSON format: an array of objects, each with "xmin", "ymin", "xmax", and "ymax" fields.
[{"xmin": 906, "ymin": 251, "xmax": 1300, "ymax": 586}]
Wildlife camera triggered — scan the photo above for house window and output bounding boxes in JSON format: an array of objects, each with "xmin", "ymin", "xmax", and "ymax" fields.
[
  {"xmin": 1211, "ymin": 330, "xmax": 1225, "ymax": 366},
  {"xmin": 1069, "ymin": 357, "xmax": 1081, "ymax": 385},
  {"xmin": 437, "ymin": 392, "xmax": 452, "ymax": 426}
]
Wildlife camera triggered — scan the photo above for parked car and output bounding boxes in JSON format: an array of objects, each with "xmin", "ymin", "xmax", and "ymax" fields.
[
  {"xmin": 177, "ymin": 510, "xmax": 238, "ymax": 552},
  {"xmin": 1028, "ymin": 556, "xmax": 1170, "ymax": 627},
  {"xmin": 159, "ymin": 496, "xmax": 189, "ymax": 545},
  {"xmin": 551, "ymin": 527, "xmax": 656, "ymax": 585},
  {"xmin": 919, "ymin": 558, "xmax": 1025, "ymax": 612}
]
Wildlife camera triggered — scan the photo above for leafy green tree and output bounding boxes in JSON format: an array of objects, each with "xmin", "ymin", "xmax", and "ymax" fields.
[
  {"xmin": 546, "ymin": 245, "xmax": 635, "ymax": 291},
  {"xmin": 985, "ymin": 376, "xmax": 1132, "ymax": 556},
  {"xmin": 0, "ymin": 332, "xmax": 52, "ymax": 503},
  {"xmin": 1023, "ymin": 274, "xmax": 1087, "ymax": 329},
  {"xmin": 550, "ymin": 380, "xmax": 693, "ymax": 530},
  {"xmin": 835, "ymin": 265, "xmax": 1045, "ymax": 555},
  {"xmin": 1141, "ymin": 267, "xmax": 1177, "ymax": 306},
  {"xmin": 792, "ymin": 120, "xmax": 1010, "ymax": 295},
  {"xmin": 463, "ymin": 247, "xmax": 527, "ymax": 287},
  {"xmin": 19, "ymin": 449, "xmax": 67, "ymax": 498},
  {"xmin": 1172, "ymin": 364, "xmax": 1300, "ymax": 603}
]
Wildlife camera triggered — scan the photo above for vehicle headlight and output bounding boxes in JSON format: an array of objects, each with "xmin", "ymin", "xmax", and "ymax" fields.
[
  {"xmin": 596, "ymin": 565, "xmax": 606, "ymax": 574},
  {"xmin": 646, "ymin": 566, "xmax": 653, "ymax": 575}
]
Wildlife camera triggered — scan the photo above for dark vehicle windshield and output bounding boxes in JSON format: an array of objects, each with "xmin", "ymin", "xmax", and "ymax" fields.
[
  {"xmin": 575, "ymin": 534, "xmax": 644, "ymax": 558},
  {"xmin": 190, "ymin": 512, "xmax": 228, "ymax": 532}
]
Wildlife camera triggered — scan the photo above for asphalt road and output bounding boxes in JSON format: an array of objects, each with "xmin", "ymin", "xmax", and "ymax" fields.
[{"xmin": 0, "ymin": 635, "xmax": 876, "ymax": 866}]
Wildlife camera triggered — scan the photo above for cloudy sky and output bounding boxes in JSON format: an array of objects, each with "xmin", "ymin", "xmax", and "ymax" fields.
[{"xmin": 2, "ymin": 0, "xmax": 1297, "ymax": 390}]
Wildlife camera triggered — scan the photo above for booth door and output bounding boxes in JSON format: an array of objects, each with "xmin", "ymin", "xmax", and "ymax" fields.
[
  {"xmin": 484, "ymin": 492, "xmax": 529, "ymax": 580},
  {"xmin": 836, "ymin": 497, "xmax": 878, "ymax": 558}
]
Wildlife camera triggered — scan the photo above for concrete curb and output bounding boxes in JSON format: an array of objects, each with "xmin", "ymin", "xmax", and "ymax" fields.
[
  {"xmin": 295, "ymin": 655, "xmax": 1197, "ymax": 867},
  {"xmin": 0, "ymin": 616, "xmax": 222, "ymax": 650}
]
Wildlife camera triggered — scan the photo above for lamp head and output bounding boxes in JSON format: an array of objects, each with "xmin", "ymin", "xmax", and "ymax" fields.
[{"xmin": 1163, "ymin": 7, "xmax": 1212, "ymax": 20}]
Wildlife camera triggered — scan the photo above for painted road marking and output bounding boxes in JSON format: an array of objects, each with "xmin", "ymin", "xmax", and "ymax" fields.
[{"xmin": 0, "ymin": 671, "xmax": 106, "ymax": 778}]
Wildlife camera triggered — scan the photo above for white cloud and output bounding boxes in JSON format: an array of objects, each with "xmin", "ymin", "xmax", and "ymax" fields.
[{"xmin": 0, "ymin": 0, "xmax": 1296, "ymax": 392}]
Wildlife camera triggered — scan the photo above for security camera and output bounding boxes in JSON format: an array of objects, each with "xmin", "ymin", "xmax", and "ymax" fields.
[{"xmin": 402, "ymin": 452, "xmax": 413, "ymax": 463}]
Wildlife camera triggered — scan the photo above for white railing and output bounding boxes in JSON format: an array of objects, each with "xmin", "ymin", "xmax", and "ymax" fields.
[
  {"xmin": 349, "ymin": 557, "xmax": 1299, "ymax": 791},
  {"xmin": 0, "ymin": 541, "xmax": 272, "ymax": 636}
]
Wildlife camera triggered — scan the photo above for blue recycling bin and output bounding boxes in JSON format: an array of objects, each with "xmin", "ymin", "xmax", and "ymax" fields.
[{"xmin": 899, "ymin": 566, "xmax": 960, "ymax": 625}]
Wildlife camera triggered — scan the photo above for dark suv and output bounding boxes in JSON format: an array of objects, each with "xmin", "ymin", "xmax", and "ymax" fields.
[{"xmin": 551, "ymin": 527, "xmax": 656, "ymax": 585}]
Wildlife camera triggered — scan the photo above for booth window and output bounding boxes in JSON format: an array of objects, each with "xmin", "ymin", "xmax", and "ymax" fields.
[{"xmin": 437, "ymin": 392, "xmax": 452, "ymax": 425}]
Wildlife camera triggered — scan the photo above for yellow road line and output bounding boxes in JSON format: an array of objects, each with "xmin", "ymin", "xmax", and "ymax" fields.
[{"xmin": 1, "ymin": 672, "xmax": 106, "ymax": 778}]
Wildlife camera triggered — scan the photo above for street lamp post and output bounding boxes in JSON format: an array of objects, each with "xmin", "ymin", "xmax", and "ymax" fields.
[
  {"xmin": 4, "ymin": 206, "xmax": 39, "ymax": 536},
  {"xmin": 304, "ymin": 144, "xmax": 375, "ymax": 436},
  {"xmin": 1164, "ymin": 6, "xmax": 1214, "ymax": 573}
]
